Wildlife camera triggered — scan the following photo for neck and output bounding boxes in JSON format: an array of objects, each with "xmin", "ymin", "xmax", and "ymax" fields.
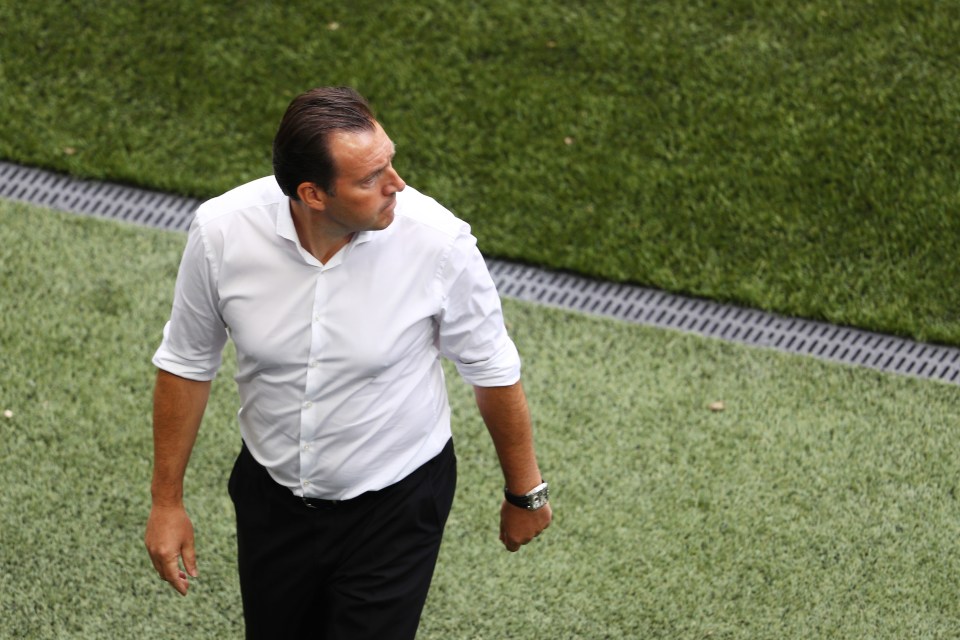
[{"xmin": 289, "ymin": 199, "xmax": 352, "ymax": 264}]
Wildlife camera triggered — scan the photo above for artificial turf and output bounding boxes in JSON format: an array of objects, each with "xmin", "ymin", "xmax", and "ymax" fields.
[
  {"xmin": 2, "ymin": 202, "xmax": 959, "ymax": 638},
  {"xmin": 1, "ymin": 1, "xmax": 959, "ymax": 345}
]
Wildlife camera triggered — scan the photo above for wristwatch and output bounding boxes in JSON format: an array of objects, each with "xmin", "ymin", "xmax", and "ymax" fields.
[{"xmin": 504, "ymin": 481, "xmax": 550, "ymax": 510}]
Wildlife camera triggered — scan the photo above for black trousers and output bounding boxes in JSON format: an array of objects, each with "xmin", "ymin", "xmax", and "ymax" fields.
[{"xmin": 228, "ymin": 439, "xmax": 457, "ymax": 640}]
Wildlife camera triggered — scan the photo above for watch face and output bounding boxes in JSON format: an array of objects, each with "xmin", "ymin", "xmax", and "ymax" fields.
[{"xmin": 531, "ymin": 488, "xmax": 548, "ymax": 510}]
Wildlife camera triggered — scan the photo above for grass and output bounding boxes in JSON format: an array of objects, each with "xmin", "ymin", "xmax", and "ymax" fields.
[
  {"xmin": 2, "ymin": 202, "xmax": 960, "ymax": 638},
  {"xmin": 1, "ymin": 1, "xmax": 959, "ymax": 344}
]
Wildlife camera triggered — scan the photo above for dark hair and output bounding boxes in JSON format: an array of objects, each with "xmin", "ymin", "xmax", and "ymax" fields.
[{"xmin": 272, "ymin": 87, "xmax": 376, "ymax": 199}]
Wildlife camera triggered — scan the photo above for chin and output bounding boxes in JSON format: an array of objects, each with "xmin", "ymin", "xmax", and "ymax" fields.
[
  {"xmin": 372, "ymin": 210, "xmax": 395, "ymax": 230},
  {"xmin": 378, "ymin": 201, "xmax": 397, "ymax": 226}
]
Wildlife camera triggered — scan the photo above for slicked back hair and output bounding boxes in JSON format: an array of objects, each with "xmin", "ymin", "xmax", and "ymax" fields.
[{"xmin": 272, "ymin": 87, "xmax": 376, "ymax": 199}]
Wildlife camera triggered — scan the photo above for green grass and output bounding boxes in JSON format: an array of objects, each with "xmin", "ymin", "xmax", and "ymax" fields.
[
  {"xmin": 1, "ymin": 1, "xmax": 959, "ymax": 344},
  {"xmin": 3, "ymin": 202, "xmax": 960, "ymax": 638}
]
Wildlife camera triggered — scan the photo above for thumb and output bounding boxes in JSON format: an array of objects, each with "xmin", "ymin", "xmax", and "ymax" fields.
[{"xmin": 182, "ymin": 539, "xmax": 199, "ymax": 578}]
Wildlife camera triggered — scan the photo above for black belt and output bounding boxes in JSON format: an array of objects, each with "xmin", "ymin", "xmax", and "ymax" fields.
[{"xmin": 300, "ymin": 495, "xmax": 343, "ymax": 510}]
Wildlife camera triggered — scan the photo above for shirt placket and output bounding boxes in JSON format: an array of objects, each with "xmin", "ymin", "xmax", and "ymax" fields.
[{"xmin": 299, "ymin": 270, "xmax": 327, "ymax": 496}]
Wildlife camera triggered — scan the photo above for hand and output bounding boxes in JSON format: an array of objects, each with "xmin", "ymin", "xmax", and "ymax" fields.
[
  {"xmin": 499, "ymin": 500, "xmax": 553, "ymax": 552},
  {"xmin": 145, "ymin": 504, "xmax": 198, "ymax": 596}
]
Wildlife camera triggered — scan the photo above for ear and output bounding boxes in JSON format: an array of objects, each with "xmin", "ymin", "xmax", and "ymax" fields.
[{"xmin": 296, "ymin": 182, "xmax": 327, "ymax": 211}]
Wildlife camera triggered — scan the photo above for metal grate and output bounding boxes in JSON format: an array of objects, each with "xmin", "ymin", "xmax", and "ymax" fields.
[
  {"xmin": 0, "ymin": 161, "xmax": 199, "ymax": 232},
  {"xmin": 485, "ymin": 261, "xmax": 960, "ymax": 385},
  {"xmin": 3, "ymin": 160, "xmax": 959, "ymax": 385}
]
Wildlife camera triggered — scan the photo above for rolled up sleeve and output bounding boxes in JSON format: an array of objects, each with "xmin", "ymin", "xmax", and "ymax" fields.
[
  {"xmin": 152, "ymin": 220, "xmax": 228, "ymax": 381},
  {"xmin": 437, "ymin": 230, "xmax": 521, "ymax": 387}
]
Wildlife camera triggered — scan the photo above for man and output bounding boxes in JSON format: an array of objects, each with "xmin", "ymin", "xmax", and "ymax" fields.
[{"xmin": 144, "ymin": 86, "xmax": 552, "ymax": 639}]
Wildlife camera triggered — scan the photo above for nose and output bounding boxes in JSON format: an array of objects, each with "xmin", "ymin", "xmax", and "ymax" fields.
[{"xmin": 386, "ymin": 166, "xmax": 406, "ymax": 194}]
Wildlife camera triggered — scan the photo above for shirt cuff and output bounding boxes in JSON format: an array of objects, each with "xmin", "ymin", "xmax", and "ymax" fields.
[
  {"xmin": 454, "ymin": 337, "xmax": 522, "ymax": 387},
  {"xmin": 151, "ymin": 322, "xmax": 223, "ymax": 381}
]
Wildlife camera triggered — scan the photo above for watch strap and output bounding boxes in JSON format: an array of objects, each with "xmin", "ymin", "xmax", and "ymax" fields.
[{"xmin": 504, "ymin": 480, "xmax": 549, "ymax": 510}]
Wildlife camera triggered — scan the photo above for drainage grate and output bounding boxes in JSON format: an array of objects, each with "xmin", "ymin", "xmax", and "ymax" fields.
[
  {"xmin": 3, "ymin": 160, "xmax": 959, "ymax": 385},
  {"xmin": 0, "ymin": 161, "xmax": 200, "ymax": 232},
  {"xmin": 486, "ymin": 261, "xmax": 960, "ymax": 385}
]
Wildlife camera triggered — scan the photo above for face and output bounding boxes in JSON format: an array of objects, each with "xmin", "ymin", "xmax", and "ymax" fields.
[{"xmin": 320, "ymin": 121, "xmax": 406, "ymax": 233}]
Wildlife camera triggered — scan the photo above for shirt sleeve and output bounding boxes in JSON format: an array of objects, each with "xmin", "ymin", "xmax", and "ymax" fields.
[
  {"xmin": 151, "ymin": 219, "xmax": 228, "ymax": 381},
  {"xmin": 437, "ymin": 229, "xmax": 521, "ymax": 387}
]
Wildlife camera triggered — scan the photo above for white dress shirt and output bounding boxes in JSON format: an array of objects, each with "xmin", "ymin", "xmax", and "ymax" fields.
[{"xmin": 153, "ymin": 176, "xmax": 521, "ymax": 499}]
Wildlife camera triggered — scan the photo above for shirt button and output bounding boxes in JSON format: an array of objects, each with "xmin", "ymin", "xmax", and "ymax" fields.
[
  {"xmin": 302, "ymin": 444, "xmax": 311, "ymax": 451},
  {"xmin": 303, "ymin": 480, "xmax": 311, "ymax": 487},
  {"xmin": 310, "ymin": 360, "xmax": 320, "ymax": 368},
  {"xmin": 303, "ymin": 401, "xmax": 313, "ymax": 409}
]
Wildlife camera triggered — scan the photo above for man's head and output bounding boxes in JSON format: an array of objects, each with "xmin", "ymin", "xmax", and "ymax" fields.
[{"xmin": 273, "ymin": 87, "xmax": 377, "ymax": 199}]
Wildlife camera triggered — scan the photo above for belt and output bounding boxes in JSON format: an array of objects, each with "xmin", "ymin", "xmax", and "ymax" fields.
[
  {"xmin": 294, "ymin": 438, "xmax": 454, "ymax": 510},
  {"xmin": 300, "ymin": 495, "xmax": 343, "ymax": 510},
  {"xmin": 297, "ymin": 475, "xmax": 393, "ymax": 511}
]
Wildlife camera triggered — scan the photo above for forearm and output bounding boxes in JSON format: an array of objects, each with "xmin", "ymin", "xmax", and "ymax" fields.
[
  {"xmin": 473, "ymin": 380, "xmax": 543, "ymax": 494},
  {"xmin": 151, "ymin": 368, "xmax": 211, "ymax": 506}
]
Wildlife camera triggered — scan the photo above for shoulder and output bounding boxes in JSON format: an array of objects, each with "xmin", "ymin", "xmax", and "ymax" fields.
[
  {"xmin": 194, "ymin": 176, "xmax": 285, "ymax": 228},
  {"xmin": 392, "ymin": 186, "xmax": 469, "ymax": 240}
]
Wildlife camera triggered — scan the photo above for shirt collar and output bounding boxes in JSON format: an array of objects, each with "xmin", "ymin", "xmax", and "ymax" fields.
[
  {"xmin": 276, "ymin": 196, "xmax": 299, "ymax": 244},
  {"xmin": 353, "ymin": 230, "xmax": 376, "ymax": 246},
  {"xmin": 278, "ymin": 199, "xmax": 385, "ymax": 243},
  {"xmin": 276, "ymin": 199, "xmax": 382, "ymax": 267}
]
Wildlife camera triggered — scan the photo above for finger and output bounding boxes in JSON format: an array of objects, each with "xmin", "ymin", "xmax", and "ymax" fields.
[
  {"xmin": 156, "ymin": 552, "xmax": 179, "ymax": 580},
  {"xmin": 152, "ymin": 551, "xmax": 191, "ymax": 596},
  {"xmin": 162, "ymin": 559, "xmax": 187, "ymax": 593},
  {"xmin": 147, "ymin": 549, "xmax": 175, "ymax": 580},
  {"xmin": 169, "ymin": 568, "xmax": 191, "ymax": 596},
  {"xmin": 171, "ymin": 575, "xmax": 190, "ymax": 596},
  {"xmin": 499, "ymin": 527, "xmax": 513, "ymax": 551}
]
